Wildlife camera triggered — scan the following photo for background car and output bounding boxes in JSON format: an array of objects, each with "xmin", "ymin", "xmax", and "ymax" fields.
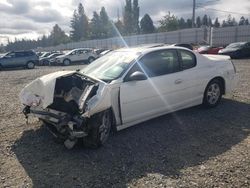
[
  {"xmin": 0, "ymin": 50, "xmax": 38, "ymax": 70},
  {"xmin": 218, "ymin": 42, "xmax": 250, "ymax": 58},
  {"xmin": 55, "ymin": 48, "xmax": 97, "ymax": 66},
  {"xmin": 39, "ymin": 52, "xmax": 64, "ymax": 66},
  {"xmin": 197, "ymin": 45, "xmax": 223, "ymax": 54}
]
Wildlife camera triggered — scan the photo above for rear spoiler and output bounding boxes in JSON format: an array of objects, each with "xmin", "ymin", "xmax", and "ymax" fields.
[{"xmin": 203, "ymin": 54, "xmax": 231, "ymax": 61}]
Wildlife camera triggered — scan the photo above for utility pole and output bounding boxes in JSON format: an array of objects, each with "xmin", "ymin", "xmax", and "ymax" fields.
[{"xmin": 192, "ymin": 0, "xmax": 196, "ymax": 28}]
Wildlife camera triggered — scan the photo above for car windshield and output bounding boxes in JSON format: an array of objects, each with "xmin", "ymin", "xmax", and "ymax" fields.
[
  {"xmin": 80, "ymin": 50, "xmax": 140, "ymax": 82},
  {"xmin": 227, "ymin": 42, "xmax": 246, "ymax": 48}
]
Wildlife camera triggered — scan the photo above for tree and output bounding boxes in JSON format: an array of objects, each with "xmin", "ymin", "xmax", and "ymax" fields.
[
  {"xmin": 178, "ymin": 17, "xmax": 186, "ymax": 29},
  {"xmin": 90, "ymin": 11, "xmax": 102, "ymax": 39},
  {"xmin": 245, "ymin": 19, "xmax": 249, "ymax": 25},
  {"xmin": 70, "ymin": 3, "xmax": 89, "ymax": 41},
  {"xmin": 140, "ymin": 14, "xmax": 155, "ymax": 34},
  {"xmin": 214, "ymin": 18, "xmax": 220, "ymax": 28},
  {"xmin": 50, "ymin": 24, "xmax": 70, "ymax": 46},
  {"xmin": 159, "ymin": 12, "xmax": 179, "ymax": 32},
  {"xmin": 132, "ymin": 0, "xmax": 140, "ymax": 34},
  {"xmin": 208, "ymin": 17, "xmax": 212, "ymax": 27},
  {"xmin": 239, "ymin": 16, "xmax": 246, "ymax": 25},
  {"xmin": 196, "ymin": 16, "xmax": 201, "ymax": 28},
  {"xmin": 202, "ymin": 14, "xmax": 208, "ymax": 26},
  {"xmin": 70, "ymin": 10, "xmax": 80, "ymax": 41},
  {"xmin": 78, "ymin": 3, "xmax": 89, "ymax": 40},
  {"xmin": 123, "ymin": 0, "xmax": 133, "ymax": 34},
  {"xmin": 99, "ymin": 7, "xmax": 112, "ymax": 38},
  {"xmin": 186, "ymin": 18, "xmax": 192, "ymax": 28}
]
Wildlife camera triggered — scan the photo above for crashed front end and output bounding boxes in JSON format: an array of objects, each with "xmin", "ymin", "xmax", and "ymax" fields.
[{"xmin": 20, "ymin": 71, "xmax": 111, "ymax": 148}]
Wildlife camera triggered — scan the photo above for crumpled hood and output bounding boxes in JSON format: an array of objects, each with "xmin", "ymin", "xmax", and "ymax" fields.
[{"xmin": 20, "ymin": 71, "xmax": 75, "ymax": 108}]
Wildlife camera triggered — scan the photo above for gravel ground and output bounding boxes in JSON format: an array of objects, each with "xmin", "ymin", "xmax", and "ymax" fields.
[{"xmin": 0, "ymin": 60, "xmax": 249, "ymax": 188}]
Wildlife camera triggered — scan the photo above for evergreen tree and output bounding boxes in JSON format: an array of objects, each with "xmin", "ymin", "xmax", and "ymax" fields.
[
  {"xmin": 90, "ymin": 11, "xmax": 102, "ymax": 39},
  {"xmin": 50, "ymin": 24, "xmax": 70, "ymax": 45},
  {"xmin": 78, "ymin": 3, "xmax": 89, "ymax": 40},
  {"xmin": 140, "ymin": 14, "xmax": 155, "ymax": 34},
  {"xmin": 214, "ymin": 18, "xmax": 220, "ymax": 27},
  {"xmin": 202, "ymin": 15, "xmax": 208, "ymax": 26},
  {"xmin": 239, "ymin": 16, "xmax": 246, "ymax": 25},
  {"xmin": 178, "ymin": 17, "xmax": 186, "ymax": 29},
  {"xmin": 208, "ymin": 17, "xmax": 212, "ymax": 27},
  {"xmin": 245, "ymin": 19, "xmax": 249, "ymax": 25},
  {"xmin": 196, "ymin": 16, "xmax": 201, "ymax": 28},
  {"xmin": 123, "ymin": 0, "xmax": 133, "ymax": 34},
  {"xmin": 99, "ymin": 7, "xmax": 112, "ymax": 38},
  {"xmin": 70, "ymin": 3, "xmax": 89, "ymax": 41},
  {"xmin": 70, "ymin": 10, "xmax": 80, "ymax": 41},
  {"xmin": 132, "ymin": 0, "xmax": 140, "ymax": 34},
  {"xmin": 186, "ymin": 18, "xmax": 192, "ymax": 28}
]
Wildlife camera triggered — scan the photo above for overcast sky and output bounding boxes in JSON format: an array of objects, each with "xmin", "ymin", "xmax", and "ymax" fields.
[{"xmin": 0, "ymin": 0, "xmax": 249, "ymax": 44}]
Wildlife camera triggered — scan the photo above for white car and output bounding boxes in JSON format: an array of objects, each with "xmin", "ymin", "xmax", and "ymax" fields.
[
  {"xmin": 20, "ymin": 45, "xmax": 239, "ymax": 149},
  {"xmin": 55, "ymin": 48, "xmax": 97, "ymax": 65}
]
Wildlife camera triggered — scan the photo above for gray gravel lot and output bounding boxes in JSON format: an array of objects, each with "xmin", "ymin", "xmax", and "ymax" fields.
[{"xmin": 0, "ymin": 60, "xmax": 249, "ymax": 188}]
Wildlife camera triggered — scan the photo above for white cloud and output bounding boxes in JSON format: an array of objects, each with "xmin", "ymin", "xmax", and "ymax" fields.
[{"xmin": 0, "ymin": 0, "xmax": 249, "ymax": 44}]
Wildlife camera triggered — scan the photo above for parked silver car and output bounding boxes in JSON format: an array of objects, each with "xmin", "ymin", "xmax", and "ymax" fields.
[{"xmin": 0, "ymin": 51, "xmax": 38, "ymax": 70}]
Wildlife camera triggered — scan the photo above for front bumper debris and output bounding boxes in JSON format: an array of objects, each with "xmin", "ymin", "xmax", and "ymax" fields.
[{"xmin": 23, "ymin": 106, "xmax": 88, "ymax": 140}]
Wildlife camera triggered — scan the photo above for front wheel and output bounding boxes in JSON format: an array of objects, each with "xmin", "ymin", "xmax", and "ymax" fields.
[
  {"xmin": 26, "ymin": 61, "xmax": 35, "ymax": 69},
  {"xmin": 203, "ymin": 79, "xmax": 222, "ymax": 108},
  {"xmin": 63, "ymin": 59, "xmax": 71, "ymax": 66},
  {"xmin": 83, "ymin": 110, "xmax": 112, "ymax": 148}
]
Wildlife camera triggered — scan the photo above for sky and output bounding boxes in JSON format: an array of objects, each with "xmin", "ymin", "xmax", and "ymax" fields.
[{"xmin": 0, "ymin": 0, "xmax": 249, "ymax": 44}]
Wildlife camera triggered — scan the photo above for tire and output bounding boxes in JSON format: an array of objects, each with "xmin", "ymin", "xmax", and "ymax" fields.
[
  {"xmin": 203, "ymin": 79, "xmax": 222, "ymax": 108},
  {"xmin": 63, "ymin": 59, "xmax": 71, "ymax": 66},
  {"xmin": 0, "ymin": 64, "xmax": 2, "ymax": 71},
  {"xmin": 87, "ymin": 57, "xmax": 95, "ymax": 64},
  {"xmin": 83, "ymin": 110, "xmax": 112, "ymax": 148},
  {"xmin": 26, "ymin": 61, "xmax": 35, "ymax": 69},
  {"xmin": 44, "ymin": 60, "xmax": 49, "ymax": 66}
]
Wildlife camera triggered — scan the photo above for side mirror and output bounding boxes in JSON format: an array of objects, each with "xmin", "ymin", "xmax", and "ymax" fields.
[{"xmin": 127, "ymin": 71, "xmax": 147, "ymax": 82}]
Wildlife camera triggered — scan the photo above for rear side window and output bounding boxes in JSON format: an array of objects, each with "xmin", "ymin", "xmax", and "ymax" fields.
[
  {"xmin": 139, "ymin": 50, "xmax": 179, "ymax": 77},
  {"xmin": 179, "ymin": 50, "xmax": 196, "ymax": 70}
]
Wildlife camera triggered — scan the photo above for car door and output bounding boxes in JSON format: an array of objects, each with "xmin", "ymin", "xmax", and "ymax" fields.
[
  {"xmin": 69, "ymin": 50, "xmax": 78, "ymax": 62},
  {"xmin": 1, "ymin": 52, "xmax": 16, "ymax": 67},
  {"xmin": 175, "ymin": 49, "xmax": 202, "ymax": 106},
  {"xmin": 120, "ymin": 49, "xmax": 182, "ymax": 124},
  {"xmin": 78, "ymin": 50, "xmax": 88, "ymax": 61}
]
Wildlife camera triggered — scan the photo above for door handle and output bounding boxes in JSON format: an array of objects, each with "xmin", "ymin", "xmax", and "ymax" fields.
[{"xmin": 175, "ymin": 79, "xmax": 183, "ymax": 84}]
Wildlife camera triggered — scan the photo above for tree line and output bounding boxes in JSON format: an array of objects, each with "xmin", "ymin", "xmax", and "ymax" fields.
[{"xmin": 4, "ymin": 0, "xmax": 250, "ymax": 51}]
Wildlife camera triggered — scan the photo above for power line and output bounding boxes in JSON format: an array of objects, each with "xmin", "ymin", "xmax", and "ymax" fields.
[{"xmin": 197, "ymin": 5, "xmax": 250, "ymax": 16}]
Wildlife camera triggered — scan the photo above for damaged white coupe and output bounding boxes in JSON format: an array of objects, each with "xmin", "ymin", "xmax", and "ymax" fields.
[{"xmin": 20, "ymin": 45, "xmax": 239, "ymax": 149}]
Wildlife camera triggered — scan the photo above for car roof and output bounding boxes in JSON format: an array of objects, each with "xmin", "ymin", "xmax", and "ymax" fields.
[{"xmin": 115, "ymin": 45, "xmax": 193, "ymax": 54}]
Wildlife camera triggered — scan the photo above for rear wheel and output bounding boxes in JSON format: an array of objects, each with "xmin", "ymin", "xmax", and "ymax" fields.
[
  {"xmin": 63, "ymin": 59, "xmax": 71, "ymax": 66},
  {"xmin": 83, "ymin": 110, "xmax": 112, "ymax": 148},
  {"xmin": 26, "ymin": 61, "xmax": 35, "ymax": 69},
  {"xmin": 203, "ymin": 79, "xmax": 222, "ymax": 108},
  {"xmin": 0, "ymin": 64, "xmax": 2, "ymax": 70}
]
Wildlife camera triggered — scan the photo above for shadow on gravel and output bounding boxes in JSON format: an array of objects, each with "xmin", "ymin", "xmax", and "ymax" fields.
[{"xmin": 12, "ymin": 99, "xmax": 250, "ymax": 187}]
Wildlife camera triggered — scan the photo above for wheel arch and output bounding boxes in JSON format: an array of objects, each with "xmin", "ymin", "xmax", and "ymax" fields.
[{"xmin": 206, "ymin": 76, "xmax": 226, "ymax": 95}]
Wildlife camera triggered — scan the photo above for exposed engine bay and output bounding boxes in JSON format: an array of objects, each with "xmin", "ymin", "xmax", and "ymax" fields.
[{"xmin": 21, "ymin": 72, "xmax": 112, "ymax": 149}]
